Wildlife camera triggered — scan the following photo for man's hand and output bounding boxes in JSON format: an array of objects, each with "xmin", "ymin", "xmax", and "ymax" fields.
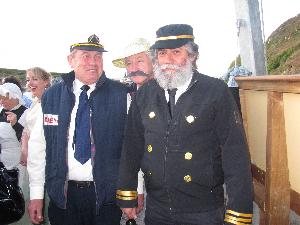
[
  {"xmin": 122, "ymin": 208, "xmax": 137, "ymax": 220},
  {"xmin": 28, "ymin": 199, "xmax": 44, "ymax": 224},
  {"xmin": 136, "ymin": 194, "xmax": 144, "ymax": 214}
]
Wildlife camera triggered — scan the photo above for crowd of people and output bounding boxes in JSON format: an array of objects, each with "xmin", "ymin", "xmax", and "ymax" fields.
[{"xmin": 0, "ymin": 23, "xmax": 253, "ymax": 225}]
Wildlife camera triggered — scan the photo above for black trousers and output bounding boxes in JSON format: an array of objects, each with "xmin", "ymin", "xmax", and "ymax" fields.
[
  {"xmin": 144, "ymin": 207, "xmax": 224, "ymax": 225},
  {"xmin": 48, "ymin": 183, "xmax": 122, "ymax": 225}
]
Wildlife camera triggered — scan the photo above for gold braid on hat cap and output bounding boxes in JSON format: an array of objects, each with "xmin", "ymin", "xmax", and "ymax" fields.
[
  {"xmin": 156, "ymin": 35, "xmax": 194, "ymax": 41},
  {"xmin": 71, "ymin": 43, "xmax": 104, "ymax": 48}
]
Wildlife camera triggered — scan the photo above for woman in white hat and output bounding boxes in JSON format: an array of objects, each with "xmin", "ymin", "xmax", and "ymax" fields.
[
  {"xmin": 0, "ymin": 82, "xmax": 28, "ymax": 171},
  {"xmin": 0, "ymin": 79, "xmax": 31, "ymax": 225}
]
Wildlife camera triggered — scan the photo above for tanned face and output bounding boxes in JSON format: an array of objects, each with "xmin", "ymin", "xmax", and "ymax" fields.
[
  {"xmin": 68, "ymin": 50, "xmax": 103, "ymax": 85},
  {"xmin": 153, "ymin": 45, "xmax": 194, "ymax": 90},
  {"xmin": 125, "ymin": 52, "xmax": 153, "ymax": 87},
  {"xmin": 26, "ymin": 71, "xmax": 49, "ymax": 99}
]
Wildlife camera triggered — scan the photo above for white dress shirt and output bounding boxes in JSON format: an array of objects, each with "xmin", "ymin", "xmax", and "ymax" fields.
[
  {"xmin": 24, "ymin": 97, "xmax": 41, "ymax": 135},
  {"xmin": 27, "ymin": 105, "xmax": 45, "ymax": 199},
  {"xmin": 67, "ymin": 79, "xmax": 95, "ymax": 181}
]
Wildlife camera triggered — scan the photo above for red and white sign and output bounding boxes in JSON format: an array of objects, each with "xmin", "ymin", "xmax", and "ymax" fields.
[{"xmin": 44, "ymin": 114, "xmax": 59, "ymax": 126}]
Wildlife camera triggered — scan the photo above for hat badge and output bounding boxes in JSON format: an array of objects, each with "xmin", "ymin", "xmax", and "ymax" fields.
[{"xmin": 88, "ymin": 34, "xmax": 100, "ymax": 44}]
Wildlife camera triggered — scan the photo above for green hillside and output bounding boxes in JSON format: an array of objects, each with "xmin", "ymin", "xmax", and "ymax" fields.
[
  {"xmin": 228, "ymin": 14, "xmax": 300, "ymax": 75},
  {"xmin": 0, "ymin": 68, "xmax": 61, "ymax": 86},
  {"xmin": 266, "ymin": 13, "xmax": 300, "ymax": 75}
]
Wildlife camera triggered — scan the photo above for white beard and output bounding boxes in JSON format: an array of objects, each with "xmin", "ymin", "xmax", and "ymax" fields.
[{"xmin": 154, "ymin": 60, "xmax": 193, "ymax": 90}]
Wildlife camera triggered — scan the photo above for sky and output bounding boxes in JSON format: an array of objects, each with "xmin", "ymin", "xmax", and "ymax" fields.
[{"xmin": 0, "ymin": 0, "xmax": 299, "ymax": 80}]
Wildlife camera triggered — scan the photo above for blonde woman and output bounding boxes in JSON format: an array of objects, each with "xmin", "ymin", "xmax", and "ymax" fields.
[
  {"xmin": 20, "ymin": 67, "xmax": 51, "ymax": 166},
  {"xmin": 19, "ymin": 67, "xmax": 51, "ymax": 225}
]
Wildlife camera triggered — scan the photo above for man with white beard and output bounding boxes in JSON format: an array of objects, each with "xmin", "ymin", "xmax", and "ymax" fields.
[{"xmin": 116, "ymin": 24, "xmax": 253, "ymax": 225}]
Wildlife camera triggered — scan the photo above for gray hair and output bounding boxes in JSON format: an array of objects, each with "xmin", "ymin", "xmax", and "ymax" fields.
[{"xmin": 150, "ymin": 41, "xmax": 199, "ymax": 70}]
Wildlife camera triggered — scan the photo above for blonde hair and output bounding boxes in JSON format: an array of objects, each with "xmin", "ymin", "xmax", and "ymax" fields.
[{"xmin": 26, "ymin": 67, "xmax": 52, "ymax": 88}]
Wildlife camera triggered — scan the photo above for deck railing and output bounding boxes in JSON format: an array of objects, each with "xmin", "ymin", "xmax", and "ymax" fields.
[{"xmin": 236, "ymin": 75, "xmax": 300, "ymax": 225}]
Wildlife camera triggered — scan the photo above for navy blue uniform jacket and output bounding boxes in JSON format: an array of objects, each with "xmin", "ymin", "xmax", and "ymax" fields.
[
  {"xmin": 117, "ymin": 71, "xmax": 253, "ymax": 224},
  {"xmin": 42, "ymin": 71, "xmax": 127, "ymax": 210}
]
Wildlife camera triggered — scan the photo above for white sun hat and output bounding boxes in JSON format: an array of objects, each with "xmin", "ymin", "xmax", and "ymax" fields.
[
  {"xmin": 112, "ymin": 38, "xmax": 151, "ymax": 68},
  {"xmin": 0, "ymin": 83, "xmax": 25, "ymax": 105}
]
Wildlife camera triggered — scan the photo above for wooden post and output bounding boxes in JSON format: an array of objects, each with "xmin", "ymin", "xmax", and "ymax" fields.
[
  {"xmin": 239, "ymin": 89, "xmax": 249, "ymax": 142},
  {"xmin": 265, "ymin": 91, "xmax": 290, "ymax": 225}
]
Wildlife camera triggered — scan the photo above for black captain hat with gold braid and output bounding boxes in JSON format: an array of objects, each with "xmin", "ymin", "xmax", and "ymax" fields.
[
  {"xmin": 70, "ymin": 34, "xmax": 107, "ymax": 52},
  {"xmin": 151, "ymin": 24, "xmax": 194, "ymax": 49}
]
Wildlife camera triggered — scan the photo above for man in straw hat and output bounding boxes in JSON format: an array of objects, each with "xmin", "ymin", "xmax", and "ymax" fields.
[
  {"xmin": 113, "ymin": 38, "xmax": 154, "ymax": 225},
  {"xmin": 116, "ymin": 24, "xmax": 253, "ymax": 225},
  {"xmin": 27, "ymin": 34, "xmax": 127, "ymax": 225},
  {"xmin": 113, "ymin": 38, "xmax": 153, "ymax": 89}
]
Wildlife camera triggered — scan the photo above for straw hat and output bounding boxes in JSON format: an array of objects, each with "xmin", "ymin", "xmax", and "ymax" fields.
[{"xmin": 112, "ymin": 38, "xmax": 150, "ymax": 68}]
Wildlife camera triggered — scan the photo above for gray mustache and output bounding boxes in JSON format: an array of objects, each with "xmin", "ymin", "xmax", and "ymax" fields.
[{"xmin": 127, "ymin": 70, "xmax": 149, "ymax": 77}]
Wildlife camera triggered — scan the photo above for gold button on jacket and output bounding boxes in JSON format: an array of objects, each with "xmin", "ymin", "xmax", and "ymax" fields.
[
  {"xmin": 185, "ymin": 152, "xmax": 192, "ymax": 160},
  {"xmin": 147, "ymin": 144, "xmax": 153, "ymax": 152},
  {"xmin": 184, "ymin": 175, "xmax": 192, "ymax": 183}
]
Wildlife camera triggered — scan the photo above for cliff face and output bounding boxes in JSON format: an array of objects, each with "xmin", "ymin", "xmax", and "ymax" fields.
[{"xmin": 266, "ymin": 13, "xmax": 300, "ymax": 75}]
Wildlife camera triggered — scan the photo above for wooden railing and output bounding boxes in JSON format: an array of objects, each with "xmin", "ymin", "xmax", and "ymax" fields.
[{"xmin": 236, "ymin": 75, "xmax": 300, "ymax": 225}]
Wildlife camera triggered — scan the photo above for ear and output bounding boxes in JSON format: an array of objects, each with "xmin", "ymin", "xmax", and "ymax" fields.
[
  {"xmin": 43, "ymin": 80, "xmax": 50, "ymax": 88},
  {"xmin": 189, "ymin": 53, "xmax": 197, "ymax": 61},
  {"xmin": 67, "ymin": 54, "xmax": 73, "ymax": 65}
]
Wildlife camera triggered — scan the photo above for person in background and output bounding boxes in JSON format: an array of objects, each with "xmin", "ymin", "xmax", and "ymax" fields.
[
  {"xmin": 220, "ymin": 65, "xmax": 252, "ymax": 113},
  {"xmin": 113, "ymin": 38, "xmax": 154, "ymax": 225},
  {"xmin": 20, "ymin": 67, "xmax": 52, "ymax": 167},
  {"xmin": 22, "ymin": 67, "xmax": 52, "ymax": 225},
  {"xmin": 3, "ymin": 76, "xmax": 33, "ymax": 108},
  {"xmin": 7, "ymin": 67, "xmax": 52, "ymax": 225},
  {"xmin": 0, "ymin": 82, "xmax": 28, "ymax": 193},
  {"xmin": 0, "ymin": 82, "xmax": 27, "ymax": 152},
  {"xmin": 116, "ymin": 24, "xmax": 253, "ymax": 225},
  {"xmin": 27, "ymin": 34, "xmax": 127, "ymax": 225}
]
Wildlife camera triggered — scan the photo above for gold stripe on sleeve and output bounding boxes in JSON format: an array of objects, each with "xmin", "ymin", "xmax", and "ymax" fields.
[
  {"xmin": 224, "ymin": 217, "xmax": 251, "ymax": 225},
  {"xmin": 116, "ymin": 195, "xmax": 137, "ymax": 200},
  {"xmin": 226, "ymin": 209, "xmax": 253, "ymax": 218},
  {"xmin": 225, "ymin": 215, "xmax": 252, "ymax": 223},
  {"xmin": 116, "ymin": 190, "xmax": 138, "ymax": 201},
  {"xmin": 116, "ymin": 190, "xmax": 138, "ymax": 197}
]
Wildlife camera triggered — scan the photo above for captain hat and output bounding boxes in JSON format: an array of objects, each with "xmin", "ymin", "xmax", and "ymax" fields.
[
  {"xmin": 70, "ymin": 34, "xmax": 107, "ymax": 52},
  {"xmin": 151, "ymin": 24, "xmax": 194, "ymax": 49}
]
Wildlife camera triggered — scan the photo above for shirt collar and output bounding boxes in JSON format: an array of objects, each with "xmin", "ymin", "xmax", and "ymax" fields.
[{"xmin": 73, "ymin": 79, "xmax": 96, "ymax": 95}]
